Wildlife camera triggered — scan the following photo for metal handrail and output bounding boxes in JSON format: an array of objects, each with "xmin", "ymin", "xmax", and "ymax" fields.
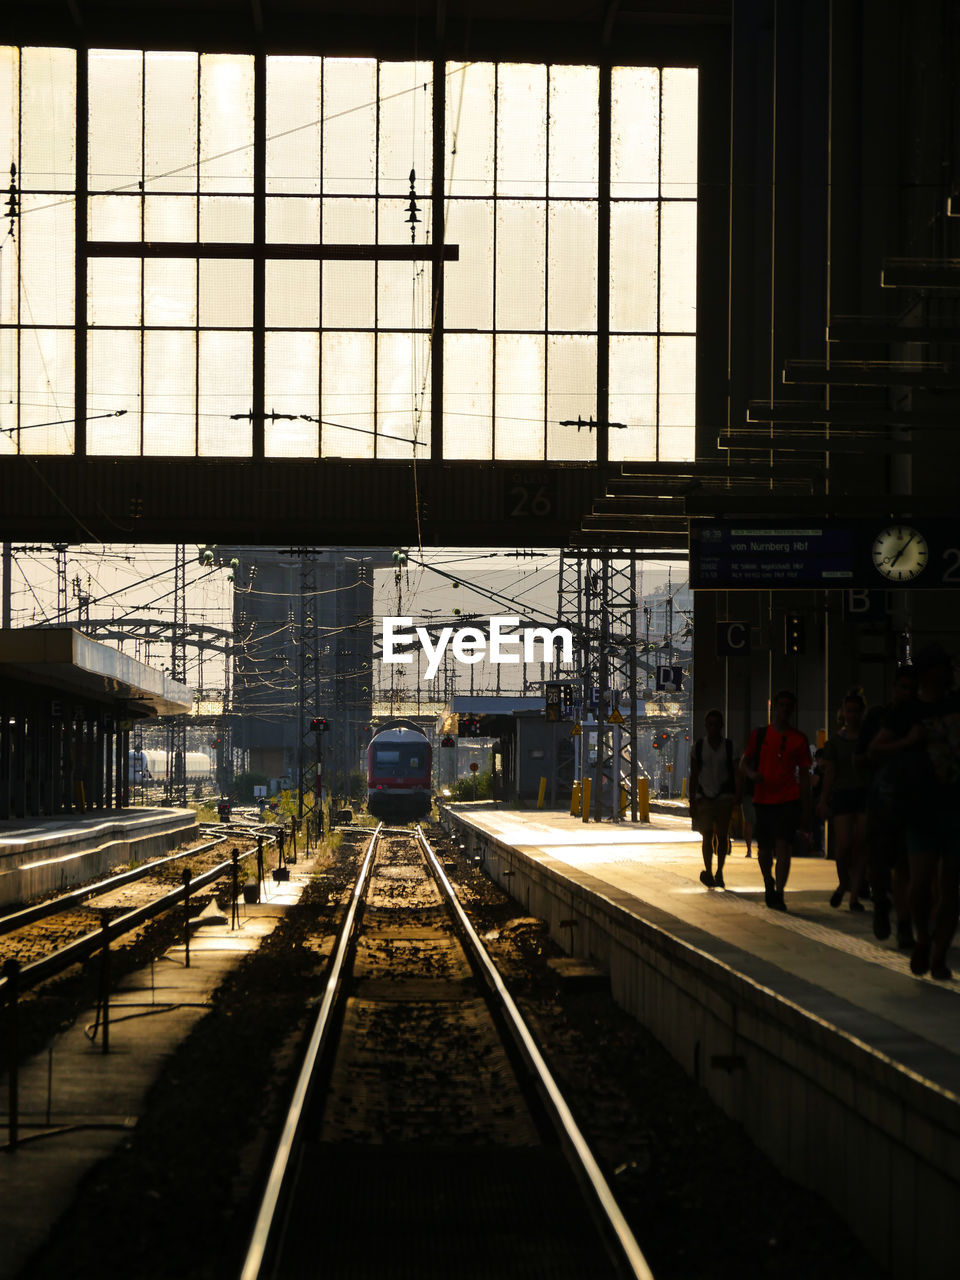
[
  {"xmin": 0, "ymin": 834, "xmax": 232, "ymax": 936},
  {"xmin": 0, "ymin": 844, "xmax": 260, "ymax": 1002},
  {"xmin": 240, "ymin": 823, "xmax": 382, "ymax": 1280},
  {"xmin": 416, "ymin": 826, "xmax": 655, "ymax": 1280}
]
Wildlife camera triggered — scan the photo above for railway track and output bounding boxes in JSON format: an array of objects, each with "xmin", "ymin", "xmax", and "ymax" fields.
[{"xmin": 242, "ymin": 824, "xmax": 653, "ymax": 1280}]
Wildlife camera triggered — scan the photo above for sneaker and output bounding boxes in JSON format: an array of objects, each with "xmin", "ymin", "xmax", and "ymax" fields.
[
  {"xmin": 872, "ymin": 899, "xmax": 891, "ymax": 941},
  {"xmin": 896, "ymin": 920, "xmax": 916, "ymax": 951},
  {"xmin": 714, "ymin": 870, "xmax": 725, "ymax": 889},
  {"xmin": 829, "ymin": 886, "xmax": 844, "ymax": 908},
  {"xmin": 699, "ymin": 869, "xmax": 715, "ymax": 888}
]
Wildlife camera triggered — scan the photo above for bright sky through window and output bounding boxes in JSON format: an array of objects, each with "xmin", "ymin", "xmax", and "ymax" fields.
[{"xmin": 0, "ymin": 49, "xmax": 697, "ymax": 462}]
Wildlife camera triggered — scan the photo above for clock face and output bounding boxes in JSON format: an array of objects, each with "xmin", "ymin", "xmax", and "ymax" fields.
[{"xmin": 871, "ymin": 525, "xmax": 930, "ymax": 581}]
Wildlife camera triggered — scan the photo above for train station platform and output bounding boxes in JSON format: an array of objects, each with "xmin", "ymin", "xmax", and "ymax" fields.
[
  {"xmin": 439, "ymin": 803, "xmax": 959, "ymax": 1279},
  {"xmin": 0, "ymin": 808, "xmax": 198, "ymax": 907},
  {"xmin": 0, "ymin": 855, "xmax": 318, "ymax": 1280}
]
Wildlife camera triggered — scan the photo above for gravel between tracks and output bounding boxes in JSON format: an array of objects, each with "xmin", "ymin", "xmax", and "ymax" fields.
[{"xmin": 16, "ymin": 824, "xmax": 885, "ymax": 1280}]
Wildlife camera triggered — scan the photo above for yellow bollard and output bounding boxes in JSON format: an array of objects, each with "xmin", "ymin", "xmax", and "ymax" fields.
[
  {"xmin": 620, "ymin": 785, "xmax": 628, "ymax": 816},
  {"xmin": 581, "ymin": 777, "xmax": 592, "ymax": 823},
  {"xmin": 570, "ymin": 780, "xmax": 581, "ymax": 816},
  {"xmin": 537, "ymin": 776, "xmax": 547, "ymax": 809},
  {"xmin": 680, "ymin": 777, "xmax": 687, "ymax": 799},
  {"xmin": 637, "ymin": 777, "xmax": 650, "ymax": 822}
]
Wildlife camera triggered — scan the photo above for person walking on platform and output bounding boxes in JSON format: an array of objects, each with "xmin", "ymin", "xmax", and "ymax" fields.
[
  {"xmin": 740, "ymin": 690, "xmax": 812, "ymax": 911},
  {"xmin": 869, "ymin": 646, "xmax": 960, "ymax": 979},
  {"xmin": 689, "ymin": 709, "xmax": 740, "ymax": 889},
  {"xmin": 819, "ymin": 690, "xmax": 869, "ymax": 912},
  {"xmin": 861, "ymin": 664, "xmax": 917, "ymax": 947}
]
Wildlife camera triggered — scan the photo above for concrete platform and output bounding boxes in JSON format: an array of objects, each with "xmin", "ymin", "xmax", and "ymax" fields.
[
  {"xmin": 440, "ymin": 802, "xmax": 960, "ymax": 1279},
  {"xmin": 0, "ymin": 859, "xmax": 316, "ymax": 1280},
  {"xmin": 0, "ymin": 808, "xmax": 199, "ymax": 906}
]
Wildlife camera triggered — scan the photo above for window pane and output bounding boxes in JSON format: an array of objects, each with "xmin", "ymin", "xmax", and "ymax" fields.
[
  {"xmin": 377, "ymin": 332, "xmax": 431, "ymax": 459},
  {"xmin": 322, "ymin": 261, "xmax": 373, "ymax": 328},
  {"xmin": 495, "ymin": 333, "xmax": 543, "ymax": 459},
  {"xmin": 548, "ymin": 65, "xmax": 598, "ymax": 198},
  {"xmin": 89, "ymin": 195, "xmax": 141, "ymax": 240},
  {"xmin": 88, "ymin": 49, "xmax": 142, "ymax": 193},
  {"xmin": 610, "ymin": 202, "xmax": 658, "ymax": 332},
  {"xmin": 200, "ymin": 54, "xmax": 254, "ymax": 194},
  {"xmin": 444, "ymin": 333, "xmax": 492, "ymax": 459},
  {"xmin": 661, "ymin": 68, "xmax": 698, "ymax": 199},
  {"xmin": 200, "ymin": 196, "xmax": 253, "ymax": 241},
  {"xmin": 266, "ymin": 56, "xmax": 322, "ymax": 195},
  {"xmin": 0, "ymin": 49, "xmax": 19, "ymax": 198},
  {"xmin": 378, "ymin": 261, "xmax": 432, "ymax": 330},
  {"xmin": 0, "ymin": 331, "xmax": 15, "ymax": 454},
  {"xmin": 200, "ymin": 259, "xmax": 252, "ymax": 327},
  {"xmin": 145, "ymin": 52, "xmax": 197, "ymax": 192},
  {"xmin": 444, "ymin": 199, "xmax": 493, "ymax": 330},
  {"xmin": 266, "ymin": 260, "xmax": 320, "ymax": 328},
  {"xmin": 660, "ymin": 199, "xmax": 697, "ymax": 332},
  {"xmin": 266, "ymin": 197, "xmax": 321, "ymax": 243},
  {"xmin": 88, "ymin": 259, "xmax": 141, "ymax": 326},
  {"xmin": 379, "ymin": 61, "xmax": 433, "ymax": 196},
  {"xmin": 144, "ymin": 258, "xmax": 197, "ymax": 326},
  {"xmin": 144, "ymin": 195, "xmax": 196, "ymax": 241},
  {"xmin": 199, "ymin": 331, "xmax": 252, "ymax": 454},
  {"xmin": 659, "ymin": 334, "xmax": 695, "ymax": 460},
  {"xmin": 322, "ymin": 197, "xmax": 375, "ymax": 243},
  {"xmin": 20, "ymin": 329, "xmax": 74, "ymax": 452},
  {"xmin": 322, "ymin": 331, "xmax": 374, "ymax": 457},
  {"xmin": 144, "ymin": 330, "xmax": 195, "ymax": 454},
  {"xmin": 323, "ymin": 59, "xmax": 376, "ymax": 196},
  {"xmin": 444, "ymin": 62, "xmax": 494, "ymax": 197},
  {"xmin": 20, "ymin": 194, "xmax": 74, "ymax": 324},
  {"xmin": 21, "ymin": 47, "xmax": 75, "ymax": 191},
  {"xmin": 609, "ymin": 335, "xmax": 656, "ymax": 461},
  {"xmin": 548, "ymin": 202, "xmax": 597, "ymax": 332},
  {"xmin": 88, "ymin": 330, "xmax": 141, "ymax": 454},
  {"xmin": 265, "ymin": 331, "xmax": 319, "ymax": 456},
  {"xmin": 611, "ymin": 67, "xmax": 659, "ymax": 199},
  {"xmin": 547, "ymin": 336, "xmax": 596, "ymax": 461},
  {"xmin": 497, "ymin": 64, "xmax": 547, "ymax": 198},
  {"xmin": 496, "ymin": 202, "xmax": 545, "ymax": 331}
]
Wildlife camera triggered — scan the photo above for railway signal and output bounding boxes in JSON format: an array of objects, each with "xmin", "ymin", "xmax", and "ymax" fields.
[{"xmin": 311, "ymin": 717, "xmax": 330, "ymax": 733}]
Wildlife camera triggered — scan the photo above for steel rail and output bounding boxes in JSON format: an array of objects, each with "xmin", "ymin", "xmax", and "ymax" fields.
[
  {"xmin": 416, "ymin": 826, "xmax": 655, "ymax": 1280},
  {"xmin": 0, "ymin": 844, "xmax": 261, "ymax": 1001},
  {"xmin": 0, "ymin": 835, "xmax": 232, "ymax": 936},
  {"xmin": 240, "ymin": 823, "xmax": 382, "ymax": 1280}
]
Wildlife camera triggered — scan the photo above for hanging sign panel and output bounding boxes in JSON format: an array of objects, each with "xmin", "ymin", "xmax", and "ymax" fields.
[{"xmin": 692, "ymin": 520, "xmax": 960, "ymax": 590}]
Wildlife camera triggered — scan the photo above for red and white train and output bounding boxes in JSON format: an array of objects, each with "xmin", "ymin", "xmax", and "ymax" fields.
[{"xmin": 366, "ymin": 723, "xmax": 432, "ymax": 821}]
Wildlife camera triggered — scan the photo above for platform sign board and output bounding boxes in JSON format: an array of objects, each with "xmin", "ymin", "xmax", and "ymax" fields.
[{"xmin": 691, "ymin": 524, "xmax": 855, "ymax": 589}]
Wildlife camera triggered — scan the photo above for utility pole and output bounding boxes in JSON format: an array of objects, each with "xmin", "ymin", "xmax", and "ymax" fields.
[{"xmin": 1, "ymin": 542, "xmax": 10, "ymax": 628}]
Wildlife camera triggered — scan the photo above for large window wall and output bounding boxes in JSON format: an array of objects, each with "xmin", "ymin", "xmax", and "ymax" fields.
[{"xmin": 0, "ymin": 47, "xmax": 697, "ymax": 462}]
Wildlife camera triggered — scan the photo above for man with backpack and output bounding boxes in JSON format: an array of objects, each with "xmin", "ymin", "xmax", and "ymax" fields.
[
  {"xmin": 689, "ymin": 709, "xmax": 740, "ymax": 889},
  {"xmin": 741, "ymin": 689, "xmax": 812, "ymax": 911}
]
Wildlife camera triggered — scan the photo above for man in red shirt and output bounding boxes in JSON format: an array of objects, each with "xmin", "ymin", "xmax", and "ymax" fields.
[{"xmin": 740, "ymin": 689, "xmax": 812, "ymax": 911}]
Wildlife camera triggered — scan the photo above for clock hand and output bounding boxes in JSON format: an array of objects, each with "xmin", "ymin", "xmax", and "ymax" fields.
[{"xmin": 888, "ymin": 532, "xmax": 916, "ymax": 567}]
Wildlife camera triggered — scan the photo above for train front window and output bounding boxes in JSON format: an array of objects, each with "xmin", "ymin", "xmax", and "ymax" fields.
[{"xmin": 372, "ymin": 745, "xmax": 423, "ymax": 777}]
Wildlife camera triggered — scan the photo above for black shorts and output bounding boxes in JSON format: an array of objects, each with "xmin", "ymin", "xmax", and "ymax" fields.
[
  {"xmin": 754, "ymin": 800, "xmax": 801, "ymax": 846},
  {"xmin": 830, "ymin": 787, "xmax": 867, "ymax": 817}
]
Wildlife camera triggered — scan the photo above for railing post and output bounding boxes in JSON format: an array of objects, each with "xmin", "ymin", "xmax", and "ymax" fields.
[
  {"xmin": 256, "ymin": 835, "xmax": 264, "ymax": 902},
  {"xmin": 99, "ymin": 911, "xmax": 110, "ymax": 1055},
  {"xmin": 182, "ymin": 869, "xmax": 192, "ymax": 969},
  {"xmin": 231, "ymin": 848, "xmax": 240, "ymax": 929},
  {"xmin": 3, "ymin": 958, "xmax": 19, "ymax": 1150}
]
